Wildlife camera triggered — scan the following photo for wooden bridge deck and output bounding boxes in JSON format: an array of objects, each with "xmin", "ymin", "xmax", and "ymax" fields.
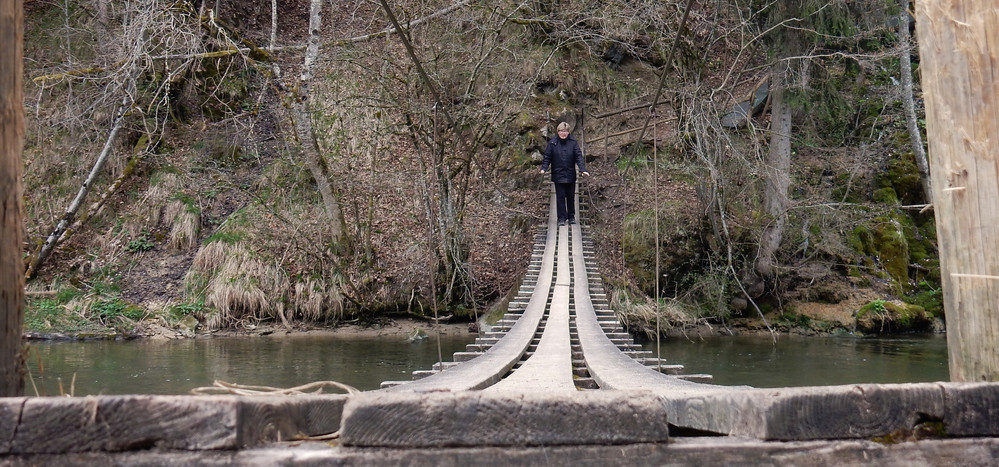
[
  {"xmin": 379, "ymin": 192, "xmax": 715, "ymax": 395},
  {"xmin": 5, "ymin": 192, "xmax": 999, "ymax": 464}
]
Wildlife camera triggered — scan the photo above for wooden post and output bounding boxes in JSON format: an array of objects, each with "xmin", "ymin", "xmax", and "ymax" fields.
[
  {"xmin": 915, "ymin": 0, "xmax": 999, "ymax": 382},
  {"xmin": 1, "ymin": 0, "xmax": 26, "ymax": 396}
]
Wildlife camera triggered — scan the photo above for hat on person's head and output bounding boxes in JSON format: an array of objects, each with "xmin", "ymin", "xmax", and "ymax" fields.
[{"xmin": 557, "ymin": 122, "xmax": 570, "ymax": 132}]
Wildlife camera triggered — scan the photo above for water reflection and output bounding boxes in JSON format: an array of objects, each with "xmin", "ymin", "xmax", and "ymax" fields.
[
  {"xmin": 23, "ymin": 333, "xmax": 951, "ymax": 396},
  {"xmin": 25, "ymin": 333, "xmax": 475, "ymax": 396},
  {"xmin": 643, "ymin": 334, "xmax": 950, "ymax": 387}
]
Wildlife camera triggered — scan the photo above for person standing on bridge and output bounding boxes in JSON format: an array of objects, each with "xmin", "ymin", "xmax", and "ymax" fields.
[{"xmin": 541, "ymin": 121, "xmax": 589, "ymax": 226}]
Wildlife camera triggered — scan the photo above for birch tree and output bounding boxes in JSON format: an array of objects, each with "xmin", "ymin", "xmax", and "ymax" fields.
[
  {"xmin": 898, "ymin": 0, "xmax": 931, "ymax": 203},
  {"xmin": 25, "ymin": 0, "xmax": 205, "ymax": 276},
  {"xmin": 289, "ymin": 0, "xmax": 349, "ymax": 249}
]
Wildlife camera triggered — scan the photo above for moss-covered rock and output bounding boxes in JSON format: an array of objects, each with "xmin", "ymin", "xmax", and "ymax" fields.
[
  {"xmin": 871, "ymin": 217, "xmax": 910, "ymax": 292},
  {"xmin": 855, "ymin": 299, "xmax": 933, "ymax": 334},
  {"xmin": 880, "ymin": 152, "xmax": 926, "ymax": 205},
  {"xmin": 848, "ymin": 225, "xmax": 875, "ymax": 256},
  {"xmin": 872, "ymin": 187, "xmax": 899, "ymax": 204}
]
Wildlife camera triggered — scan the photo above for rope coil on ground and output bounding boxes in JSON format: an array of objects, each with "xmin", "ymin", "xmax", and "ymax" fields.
[
  {"xmin": 190, "ymin": 379, "xmax": 361, "ymax": 396},
  {"xmin": 189, "ymin": 380, "xmax": 360, "ymax": 441}
]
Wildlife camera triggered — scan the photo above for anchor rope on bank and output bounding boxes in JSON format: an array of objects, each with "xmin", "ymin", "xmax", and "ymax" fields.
[{"xmin": 190, "ymin": 379, "xmax": 361, "ymax": 396}]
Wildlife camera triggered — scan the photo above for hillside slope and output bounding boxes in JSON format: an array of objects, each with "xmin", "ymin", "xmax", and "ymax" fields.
[{"xmin": 21, "ymin": 0, "xmax": 939, "ymax": 337}]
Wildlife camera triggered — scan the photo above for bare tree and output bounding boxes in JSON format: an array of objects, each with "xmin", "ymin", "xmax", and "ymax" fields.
[
  {"xmin": 898, "ymin": 0, "xmax": 931, "ymax": 204},
  {"xmin": 289, "ymin": 0, "xmax": 349, "ymax": 248},
  {"xmin": 755, "ymin": 59, "xmax": 793, "ymax": 281},
  {"xmin": 356, "ymin": 1, "xmax": 531, "ymax": 305},
  {"xmin": 25, "ymin": 95, "xmax": 131, "ymax": 279},
  {"xmin": 23, "ymin": 1, "xmax": 242, "ymax": 276},
  {"xmin": 1, "ymin": 0, "xmax": 26, "ymax": 396}
]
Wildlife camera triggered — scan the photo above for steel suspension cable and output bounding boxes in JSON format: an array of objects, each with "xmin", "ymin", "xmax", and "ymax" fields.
[
  {"xmin": 636, "ymin": 0, "xmax": 695, "ymax": 146},
  {"xmin": 653, "ymin": 117, "xmax": 662, "ymax": 372}
]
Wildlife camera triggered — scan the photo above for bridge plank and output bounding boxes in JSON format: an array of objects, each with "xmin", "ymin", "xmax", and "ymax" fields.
[
  {"xmin": 570, "ymin": 222, "xmax": 720, "ymax": 394},
  {"xmin": 944, "ymin": 382, "xmax": 999, "ymax": 435},
  {"xmin": 7, "ymin": 436, "xmax": 999, "ymax": 464},
  {"xmin": 486, "ymin": 224, "xmax": 575, "ymax": 392},
  {"xmin": 664, "ymin": 381, "xmax": 999, "ymax": 440},
  {"xmin": 2, "ymin": 395, "xmax": 345, "ymax": 454},
  {"xmin": 339, "ymin": 391, "xmax": 670, "ymax": 447},
  {"xmin": 383, "ymin": 194, "xmax": 561, "ymax": 392},
  {"xmin": 0, "ymin": 399, "xmax": 17, "ymax": 453}
]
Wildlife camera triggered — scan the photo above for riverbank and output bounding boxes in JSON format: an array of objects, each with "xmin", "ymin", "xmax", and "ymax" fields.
[
  {"xmin": 23, "ymin": 311, "xmax": 944, "ymax": 343},
  {"xmin": 23, "ymin": 316, "xmax": 478, "ymax": 342}
]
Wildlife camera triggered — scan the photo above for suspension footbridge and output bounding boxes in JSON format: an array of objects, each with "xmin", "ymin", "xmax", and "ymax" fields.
[{"xmin": 3, "ymin": 193, "xmax": 999, "ymax": 464}]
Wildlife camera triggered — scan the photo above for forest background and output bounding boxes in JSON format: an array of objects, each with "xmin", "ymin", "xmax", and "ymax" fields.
[{"xmin": 18, "ymin": 0, "xmax": 939, "ymax": 339}]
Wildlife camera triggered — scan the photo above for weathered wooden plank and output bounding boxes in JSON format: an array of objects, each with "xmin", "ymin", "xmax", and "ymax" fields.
[
  {"xmin": 11, "ymin": 396, "xmax": 238, "ymax": 453},
  {"xmin": 664, "ymin": 382, "xmax": 999, "ymax": 440},
  {"xmin": 942, "ymin": 382, "xmax": 999, "ymax": 436},
  {"xmin": 916, "ymin": 0, "xmax": 999, "ymax": 382},
  {"xmin": 236, "ymin": 395, "xmax": 346, "ymax": 446},
  {"xmin": 758, "ymin": 384, "xmax": 943, "ymax": 440},
  {"xmin": 7, "ymin": 437, "xmax": 999, "ymax": 466},
  {"xmin": 340, "ymin": 391, "xmax": 671, "ymax": 447},
  {"xmin": 6, "ymin": 395, "xmax": 347, "ymax": 454},
  {"xmin": 0, "ymin": 0, "xmax": 26, "ymax": 400},
  {"xmin": 485, "ymin": 223, "xmax": 575, "ymax": 393},
  {"xmin": 0, "ymin": 398, "xmax": 21, "ymax": 453}
]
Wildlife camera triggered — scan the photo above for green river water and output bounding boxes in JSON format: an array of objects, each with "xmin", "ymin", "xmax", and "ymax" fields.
[{"xmin": 23, "ymin": 333, "xmax": 948, "ymax": 396}]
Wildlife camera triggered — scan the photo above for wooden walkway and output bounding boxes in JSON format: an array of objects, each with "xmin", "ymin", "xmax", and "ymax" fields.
[{"xmin": 379, "ymin": 192, "xmax": 713, "ymax": 394}]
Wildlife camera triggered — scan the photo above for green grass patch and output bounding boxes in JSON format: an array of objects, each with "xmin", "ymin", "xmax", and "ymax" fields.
[
  {"xmin": 24, "ymin": 287, "xmax": 85, "ymax": 332},
  {"xmin": 169, "ymin": 301, "xmax": 206, "ymax": 321},
  {"xmin": 127, "ymin": 231, "xmax": 155, "ymax": 253},
  {"xmin": 92, "ymin": 299, "xmax": 146, "ymax": 325},
  {"xmin": 204, "ymin": 231, "xmax": 245, "ymax": 245},
  {"xmin": 25, "ymin": 297, "xmax": 86, "ymax": 332}
]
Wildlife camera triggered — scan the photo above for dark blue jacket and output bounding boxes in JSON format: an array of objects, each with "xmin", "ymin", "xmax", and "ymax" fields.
[{"xmin": 542, "ymin": 134, "xmax": 586, "ymax": 183}]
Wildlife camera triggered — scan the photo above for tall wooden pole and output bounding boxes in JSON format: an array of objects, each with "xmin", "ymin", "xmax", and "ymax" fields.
[
  {"xmin": 915, "ymin": 0, "xmax": 999, "ymax": 382},
  {"xmin": 1, "ymin": 0, "xmax": 26, "ymax": 396}
]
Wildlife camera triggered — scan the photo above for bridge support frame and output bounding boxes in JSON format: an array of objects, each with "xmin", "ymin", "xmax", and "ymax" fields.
[{"xmin": 916, "ymin": 0, "xmax": 999, "ymax": 382}]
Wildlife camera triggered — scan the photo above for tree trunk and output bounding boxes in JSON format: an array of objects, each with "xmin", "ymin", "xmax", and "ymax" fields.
[
  {"xmin": 915, "ymin": 0, "xmax": 999, "ymax": 382},
  {"xmin": 1, "ymin": 0, "xmax": 25, "ymax": 397},
  {"xmin": 755, "ymin": 62, "xmax": 792, "ymax": 282},
  {"xmin": 269, "ymin": 0, "xmax": 278, "ymax": 51},
  {"xmin": 899, "ymin": 0, "xmax": 931, "ymax": 204},
  {"xmin": 292, "ymin": 0, "xmax": 348, "ymax": 246},
  {"xmin": 380, "ymin": 0, "xmax": 472, "ymax": 303},
  {"xmin": 25, "ymin": 97, "xmax": 129, "ymax": 279}
]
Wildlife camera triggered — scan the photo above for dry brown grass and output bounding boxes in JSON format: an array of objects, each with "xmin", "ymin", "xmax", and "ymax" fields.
[
  {"xmin": 611, "ymin": 287, "xmax": 693, "ymax": 338},
  {"xmin": 164, "ymin": 201, "xmax": 200, "ymax": 250},
  {"xmin": 141, "ymin": 172, "xmax": 178, "ymax": 228},
  {"xmin": 292, "ymin": 278, "xmax": 345, "ymax": 322},
  {"xmin": 186, "ymin": 241, "xmax": 347, "ymax": 329}
]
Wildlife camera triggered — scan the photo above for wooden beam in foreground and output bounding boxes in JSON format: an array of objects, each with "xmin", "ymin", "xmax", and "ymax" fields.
[
  {"xmin": 916, "ymin": 0, "xmax": 999, "ymax": 382},
  {"xmin": 0, "ymin": 395, "xmax": 346, "ymax": 454}
]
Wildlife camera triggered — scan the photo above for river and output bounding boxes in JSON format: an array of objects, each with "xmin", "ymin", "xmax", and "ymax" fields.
[
  {"xmin": 642, "ymin": 333, "xmax": 949, "ymax": 387},
  {"xmin": 23, "ymin": 333, "xmax": 949, "ymax": 396}
]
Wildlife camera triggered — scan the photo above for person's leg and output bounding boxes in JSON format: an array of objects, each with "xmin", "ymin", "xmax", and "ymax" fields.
[{"xmin": 554, "ymin": 183, "xmax": 569, "ymax": 222}]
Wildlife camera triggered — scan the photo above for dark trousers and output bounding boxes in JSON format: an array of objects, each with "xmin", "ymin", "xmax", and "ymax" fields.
[{"xmin": 554, "ymin": 182, "xmax": 576, "ymax": 222}]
